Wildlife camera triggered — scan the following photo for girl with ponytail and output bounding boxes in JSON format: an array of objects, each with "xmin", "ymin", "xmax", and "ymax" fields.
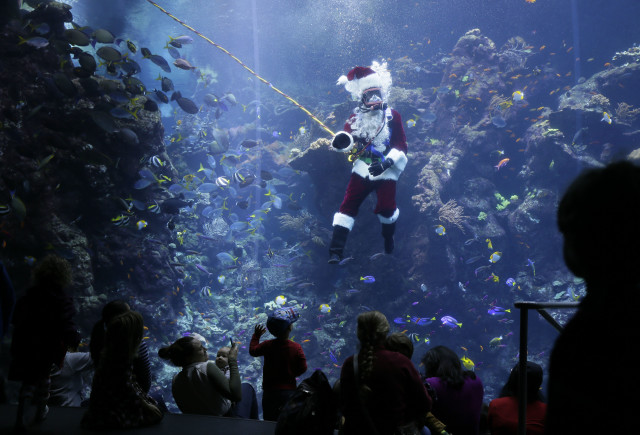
[{"xmin": 339, "ymin": 311, "xmax": 432, "ymax": 434}]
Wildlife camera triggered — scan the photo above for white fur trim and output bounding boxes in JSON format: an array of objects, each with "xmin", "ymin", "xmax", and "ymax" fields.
[
  {"xmin": 333, "ymin": 212, "xmax": 355, "ymax": 230},
  {"xmin": 386, "ymin": 148, "xmax": 408, "ymax": 172},
  {"xmin": 340, "ymin": 61, "xmax": 392, "ymax": 100},
  {"xmin": 378, "ymin": 208, "xmax": 399, "ymax": 224},
  {"xmin": 331, "ymin": 131, "xmax": 354, "ymax": 153}
]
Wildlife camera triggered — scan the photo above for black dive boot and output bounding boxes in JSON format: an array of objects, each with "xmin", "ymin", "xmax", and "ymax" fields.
[
  {"xmin": 382, "ymin": 222, "xmax": 396, "ymax": 254},
  {"xmin": 328, "ymin": 225, "xmax": 350, "ymax": 264}
]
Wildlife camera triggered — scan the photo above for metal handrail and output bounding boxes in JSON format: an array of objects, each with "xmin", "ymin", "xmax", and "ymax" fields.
[{"xmin": 513, "ymin": 301, "xmax": 580, "ymax": 435}]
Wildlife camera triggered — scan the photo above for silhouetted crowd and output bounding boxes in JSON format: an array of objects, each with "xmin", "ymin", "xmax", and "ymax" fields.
[{"xmin": 2, "ymin": 161, "xmax": 640, "ymax": 434}]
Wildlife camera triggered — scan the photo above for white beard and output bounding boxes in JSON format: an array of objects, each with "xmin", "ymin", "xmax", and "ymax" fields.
[{"xmin": 349, "ymin": 109, "xmax": 390, "ymax": 153}]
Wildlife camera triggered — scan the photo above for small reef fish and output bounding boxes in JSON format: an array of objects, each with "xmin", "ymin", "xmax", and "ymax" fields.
[
  {"xmin": 512, "ymin": 91, "xmax": 524, "ymax": 102},
  {"xmin": 601, "ymin": 111, "xmax": 612, "ymax": 124},
  {"xmin": 393, "ymin": 317, "xmax": 407, "ymax": 325},
  {"xmin": 505, "ymin": 278, "xmax": 516, "ymax": 287},
  {"xmin": 461, "ymin": 356, "xmax": 475, "ymax": 371},
  {"xmin": 319, "ymin": 303, "xmax": 331, "ymax": 314},
  {"xmin": 136, "ymin": 220, "xmax": 148, "ymax": 230},
  {"xmin": 527, "ymin": 258, "xmax": 536, "ymax": 276},
  {"xmin": 215, "ymin": 176, "xmax": 230, "ymax": 187},
  {"xmin": 489, "ymin": 251, "xmax": 502, "ymax": 263},
  {"xmin": 489, "ymin": 336, "xmax": 503, "ymax": 346},
  {"xmin": 360, "ymin": 276, "xmax": 375, "ymax": 283},
  {"xmin": 494, "ymin": 158, "xmax": 510, "ymax": 170},
  {"xmin": 488, "ymin": 306, "xmax": 511, "ymax": 316},
  {"xmin": 441, "ymin": 315, "xmax": 462, "ymax": 328},
  {"xmin": 275, "ymin": 295, "xmax": 286, "ymax": 306},
  {"xmin": 411, "ymin": 316, "xmax": 434, "ymax": 326},
  {"xmin": 435, "ymin": 225, "xmax": 446, "ymax": 236},
  {"xmin": 486, "ymin": 238, "xmax": 493, "ymax": 249}
]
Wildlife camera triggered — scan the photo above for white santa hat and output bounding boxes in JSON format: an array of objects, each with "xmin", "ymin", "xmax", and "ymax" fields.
[{"xmin": 337, "ymin": 61, "xmax": 392, "ymax": 101}]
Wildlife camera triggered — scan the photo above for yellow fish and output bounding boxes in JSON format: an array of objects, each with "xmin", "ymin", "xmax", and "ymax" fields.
[
  {"xmin": 489, "ymin": 336, "xmax": 503, "ymax": 346},
  {"xmin": 461, "ymin": 355, "xmax": 475, "ymax": 371},
  {"xmin": 486, "ymin": 238, "xmax": 493, "ymax": 249},
  {"xmin": 489, "ymin": 251, "xmax": 502, "ymax": 263},
  {"xmin": 435, "ymin": 225, "xmax": 446, "ymax": 236}
]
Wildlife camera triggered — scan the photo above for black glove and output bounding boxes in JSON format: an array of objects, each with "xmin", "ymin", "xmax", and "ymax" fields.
[{"xmin": 368, "ymin": 158, "xmax": 394, "ymax": 176}]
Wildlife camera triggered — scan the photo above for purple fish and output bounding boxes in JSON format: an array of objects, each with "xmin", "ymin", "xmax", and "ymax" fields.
[
  {"xmin": 196, "ymin": 264, "xmax": 211, "ymax": 275},
  {"xmin": 505, "ymin": 278, "xmax": 516, "ymax": 287}
]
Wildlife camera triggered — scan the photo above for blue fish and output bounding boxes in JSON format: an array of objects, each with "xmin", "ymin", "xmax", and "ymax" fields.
[
  {"xmin": 360, "ymin": 276, "xmax": 375, "ymax": 283},
  {"xmin": 329, "ymin": 350, "xmax": 338, "ymax": 364},
  {"xmin": 393, "ymin": 317, "xmax": 407, "ymax": 325},
  {"xmin": 488, "ymin": 306, "xmax": 511, "ymax": 316},
  {"xmin": 440, "ymin": 315, "xmax": 462, "ymax": 328},
  {"xmin": 527, "ymin": 258, "xmax": 536, "ymax": 276},
  {"xmin": 505, "ymin": 278, "xmax": 516, "ymax": 287},
  {"xmin": 411, "ymin": 317, "xmax": 433, "ymax": 326}
]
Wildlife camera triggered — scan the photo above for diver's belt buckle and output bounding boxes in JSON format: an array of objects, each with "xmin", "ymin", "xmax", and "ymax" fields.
[{"xmin": 359, "ymin": 151, "xmax": 381, "ymax": 165}]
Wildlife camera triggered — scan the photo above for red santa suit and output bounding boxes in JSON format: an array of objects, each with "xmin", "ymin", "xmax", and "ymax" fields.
[{"xmin": 328, "ymin": 63, "xmax": 408, "ymax": 262}]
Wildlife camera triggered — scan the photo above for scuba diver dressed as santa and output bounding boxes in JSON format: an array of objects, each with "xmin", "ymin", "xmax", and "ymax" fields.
[{"xmin": 328, "ymin": 62, "xmax": 408, "ymax": 264}]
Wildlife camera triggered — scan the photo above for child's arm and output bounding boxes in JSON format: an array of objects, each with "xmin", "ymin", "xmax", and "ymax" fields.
[
  {"xmin": 293, "ymin": 343, "xmax": 307, "ymax": 376},
  {"xmin": 249, "ymin": 324, "xmax": 267, "ymax": 356}
]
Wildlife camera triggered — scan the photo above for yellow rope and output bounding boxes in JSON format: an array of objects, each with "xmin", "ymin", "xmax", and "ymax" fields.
[{"xmin": 145, "ymin": 0, "xmax": 335, "ymax": 137}]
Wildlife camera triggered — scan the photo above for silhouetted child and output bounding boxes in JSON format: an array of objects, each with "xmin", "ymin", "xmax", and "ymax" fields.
[
  {"xmin": 249, "ymin": 306, "xmax": 307, "ymax": 421},
  {"xmin": 82, "ymin": 311, "xmax": 162, "ymax": 429},
  {"xmin": 89, "ymin": 300, "xmax": 152, "ymax": 394},
  {"xmin": 488, "ymin": 361, "xmax": 546, "ymax": 435},
  {"xmin": 547, "ymin": 161, "xmax": 640, "ymax": 434},
  {"xmin": 385, "ymin": 332, "xmax": 447, "ymax": 435},
  {"xmin": 8, "ymin": 255, "xmax": 80, "ymax": 431}
]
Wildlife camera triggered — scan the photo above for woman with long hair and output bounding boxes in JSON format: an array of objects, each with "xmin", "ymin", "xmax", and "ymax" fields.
[
  {"xmin": 89, "ymin": 300, "xmax": 151, "ymax": 393},
  {"xmin": 487, "ymin": 362, "xmax": 546, "ymax": 434},
  {"xmin": 339, "ymin": 311, "xmax": 431, "ymax": 434},
  {"xmin": 422, "ymin": 345, "xmax": 484, "ymax": 435},
  {"xmin": 82, "ymin": 311, "xmax": 162, "ymax": 429},
  {"xmin": 159, "ymin": 335, "xmax": 245, "ymax": 417}
]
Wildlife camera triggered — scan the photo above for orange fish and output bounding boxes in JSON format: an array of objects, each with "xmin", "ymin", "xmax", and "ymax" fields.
[{"xmin": 494, "ymin": 158, "xmax": 510, "ymax": 170}]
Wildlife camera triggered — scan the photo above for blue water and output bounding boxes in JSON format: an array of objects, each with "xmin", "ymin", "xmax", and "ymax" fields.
[{"xmin": 6, "ymin": 0, "xmax": 640, "ymax": 412}]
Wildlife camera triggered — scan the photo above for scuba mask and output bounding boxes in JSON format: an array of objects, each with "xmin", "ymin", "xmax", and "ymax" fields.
[{"xmin": 360, "ymin": 87, "xmax": 384, "ymax": 111}]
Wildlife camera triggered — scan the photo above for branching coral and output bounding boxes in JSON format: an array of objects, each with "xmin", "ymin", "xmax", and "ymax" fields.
[
  {"xmin": 614, "ymin": 102, "xmax": 640, "ymax": 124},
  {"xmin": 499, "ymin": 36, "xmax": 532, "ymax": 71},
  {"xmin": 277, "ymin": 210, "xmax": 315, "ymax": 236},
  {"xmin": 438, "ymin": 199, "xmax": 469, "ymax": 232}
]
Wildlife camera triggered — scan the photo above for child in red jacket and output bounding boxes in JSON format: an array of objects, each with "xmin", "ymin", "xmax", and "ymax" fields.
[{"xmin": 249, "ymin": 306, "xmax": 307, "ymax": 421}]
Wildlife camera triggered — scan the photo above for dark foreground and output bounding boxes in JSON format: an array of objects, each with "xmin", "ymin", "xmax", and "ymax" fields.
[{"xmin": 0, "ymin": 404, "xmax": 277, "ymax": 435}]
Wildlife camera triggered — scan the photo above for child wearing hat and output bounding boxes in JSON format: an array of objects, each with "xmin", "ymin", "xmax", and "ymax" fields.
[{"xmin": 249, "ymin": 306, "xmax": 307, "ymax": 421}]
